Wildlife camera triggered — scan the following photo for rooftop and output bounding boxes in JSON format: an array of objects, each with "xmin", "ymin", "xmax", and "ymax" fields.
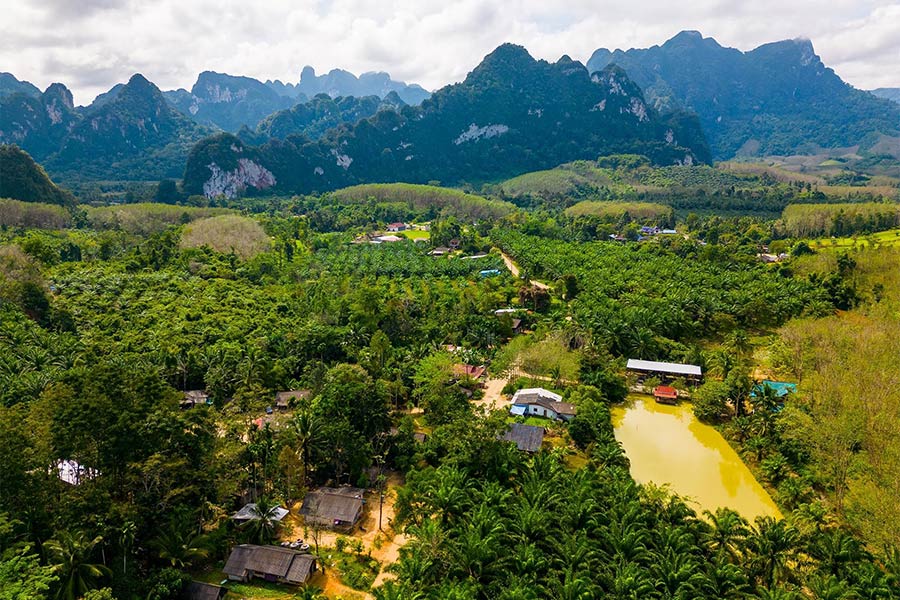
[
  {"xmin": 512, "ymin": 387, "xmax": 563, "ymax": 403},
  {"xmin": 626, "ymin": 359, "xmax": 702, "ymax": 377},
  {"xmin": 223, "ymin": 544, "xmax": 316, "ymax": 584},
  {"xmin": 499, "ymin": 423, "xmax": 545, "ymax": 452},
  {"xmin": 299, "ymin": 487, "xmax": 365, "ymax": 525},
  {"xmin": 232, "ymin": 503, "xmax": 290, "ymax": 523}
]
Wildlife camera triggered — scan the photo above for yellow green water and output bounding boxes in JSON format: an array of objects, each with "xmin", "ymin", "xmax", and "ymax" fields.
[{"xmin": 611, "ymin": 396, "xmax": 781, "ymax": 521}]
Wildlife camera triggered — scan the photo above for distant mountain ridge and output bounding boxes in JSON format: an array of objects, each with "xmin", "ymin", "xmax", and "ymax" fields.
[
  {"xmin": 587, "ymin": 31, "xmax": 900, "ymax": 159},
  {"xmin": 183, "ymin": 44, "xmax": 709, "ymax": 198},
  {"xmin": 1, "ymin": 74, "xmax": 211, "ymax": 181},
  {"xmin": 266, "ymin": 66, "xmax": 430, "ymax": 106},
  {"xmin": 0, "ymin": 72, "xmax": 41, "ymax": 99},
  {"xmin": 871, "ymin": 88, "xmax": 900, "ymax": 105}
]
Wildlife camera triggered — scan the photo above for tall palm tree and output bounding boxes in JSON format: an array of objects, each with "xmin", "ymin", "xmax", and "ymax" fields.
[
  {"xmin": 748, "ymin": 516, "xmax": 801, "ymax": 588},
  {"xmin": 241, "ymin": 497, "xmax": 284, "ymax": 545},
  {"xmin": 702, "ymin": 508, "xmax": 750, "ymax": 562},
  {"xmin": 293, "ymin": 409, "xmax": 323, "ymax": 485},
  {"xmin": 44, "ymin": 531, "xmax": 112, "ymax": 600},
  {"xmin": 149, "ymin": 520, "xmax": 210, "ymax": 569}
]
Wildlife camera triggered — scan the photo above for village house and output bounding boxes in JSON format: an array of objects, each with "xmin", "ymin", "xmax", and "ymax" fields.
[
  {"xmin": 499, "ymin": 423, "xmax": 545, "ymax": 452},
  {"xmin": 181, "ymin": 390, "xmax": 209, "ymax": 409},
  {"xmin": 626, "ymin": 359, "xmax": 703, "ymax": 386},
  {"xmin": 386, "ymin": 222, "xmax": 407, "ymax": 232},
  {"xmin": 429, "ymin": 246, "xmax": 450, "ymax": 256},
  {"xmin": 274, "ymin": 390, "xmax": 311, "ymax": 411},
  {"xmin": 299, "ymin": 487, "xmax": 365, "ymax": 531},
  {"xmin": 223, "ymin": 544, "xmax": 317, "ymax": 586},
  {"xmin": 510, "ymin": 388, "xmax": 576, "ymax": 421},
  {"xmin": 453, "ymin": 364, "xmax": 486, "ymax": 382}
]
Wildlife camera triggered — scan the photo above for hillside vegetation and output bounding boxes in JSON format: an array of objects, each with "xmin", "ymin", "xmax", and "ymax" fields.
[
  {"xmin": 565, "ymin": 200, "xmax": 672, "ymax": 220},
  {"xmin": 180, "ymin": 215, "xmax": 271, "ymax": 260},
  {"xmin": 0, "ymin": 145, "xmax": 74, "ymax": 206},
  {"xmin": 782, "ymin": 203, "xmax": 900, "ymax": 237},
  {"xmin": 330, "ymin": 183, "xmax": 514, "ymax": 220},
  {"xmin": 85, "ymin": 203, "xmax": 234, "ymax": 234}
]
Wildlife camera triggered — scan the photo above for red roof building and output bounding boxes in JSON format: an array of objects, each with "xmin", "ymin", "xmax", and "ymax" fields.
[{"xmin": 653, "ymin": 386, "xmax": 679, "ymax": 405}]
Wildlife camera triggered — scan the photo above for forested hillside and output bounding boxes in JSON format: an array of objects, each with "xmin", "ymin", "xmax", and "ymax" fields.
[
  {"xmin": 182, "ymin": 45, "xmax": 709, "ymax": 198},
  {"xmin": 587, "ymin": 31, "xmax": 900, "ymax": 159},
  {"xmin": 0, "ymin": 145, "xmax": 74, "ymax": 206}
]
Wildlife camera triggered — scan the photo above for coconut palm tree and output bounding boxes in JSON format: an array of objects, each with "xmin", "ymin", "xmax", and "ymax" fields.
[
  {"xmin": 241, "ymin": 497, "xmax": 284, "ymax": 545},
  {"xmin": 44, "ymin": 531, "xmax": 111, "ymax": 600},
  {"xmin": 149, "ymin": 518, "xmax": 210, "ymax": 568},
  {"xmin": 292, "ymin": 408, "xmax": 323, "ymax": 485}
]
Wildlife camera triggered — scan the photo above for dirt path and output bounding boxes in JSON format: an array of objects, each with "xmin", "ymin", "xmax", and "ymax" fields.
[
  {"xmin": 497, "ymin": 249, "xmax": 549, "ymax": 290},
  {"xmin": 473, "ymin": 377, "xmax": 509, "ymax": 412},
  {"xmin": 282, "ymin": 473, "xmax": 408, "ymax": 599}
]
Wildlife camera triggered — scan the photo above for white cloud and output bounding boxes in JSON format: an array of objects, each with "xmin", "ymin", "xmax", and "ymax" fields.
[{"xmin": 1, "ymin": 0, "xmax": 897, "ymax": 104}]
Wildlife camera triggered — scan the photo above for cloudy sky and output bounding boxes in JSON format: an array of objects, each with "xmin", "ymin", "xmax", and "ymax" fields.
[{"xmin": 2, "ymin": 0, "xmax": 899, "ymax": 105}]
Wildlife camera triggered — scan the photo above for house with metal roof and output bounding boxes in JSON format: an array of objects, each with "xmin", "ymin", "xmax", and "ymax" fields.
[
  {"xmin": 274, "ymin": 390, "xmax": 311, "ymax": 410},
  {"xmin": 223, "ymin": 544, "xmax": 317, "ymax": 585},
  {"xmin": 510, "ymin": 387, "xmax": 576, "ymax": 421},
  {"xmin": 232, "ymin": 503, "xmax": 290, "ymax": 524},
  {"xmin": 626, "ymin": 359, "xmax": 703, "ymax": 384},
  {"xmin": 499, "ymin": 423, "xmax": 545, "ymax": 452},
  {"xmin": 299, "ymin": 487, "xmax": 365, "ymax": 531}
]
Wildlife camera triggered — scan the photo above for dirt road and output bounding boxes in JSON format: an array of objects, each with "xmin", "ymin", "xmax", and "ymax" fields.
[{"xmin": 497, "ymin": 249, "xmax": 549, "ymax": 290}]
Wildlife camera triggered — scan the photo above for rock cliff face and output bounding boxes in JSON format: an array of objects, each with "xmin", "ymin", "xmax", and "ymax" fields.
[
  {"xmin": 587, "ymin": 31, "xmax": 900, "ymax": 158},
  {"xmin": 184, "ymin": 44, "xmax": 710, "ymax": 198},
  {"xmin": 202, "ymin": 158, "xmax": 276, "ymax": 198},
  {"xmin": 0, "ymin": 82, "xmax": 80, "ymax": 160}
]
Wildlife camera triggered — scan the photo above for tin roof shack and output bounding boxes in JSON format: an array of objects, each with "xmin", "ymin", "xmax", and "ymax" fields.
[
  {"xmin": 626, "ymin": 359, "xmax": 703, "ymax": 386},
  {"xmin": 181, "ymin": 390, "xmax": 209, "ymax": 409},
  {"xmin": 223, "ymin": 544, "xmax": 317, "ymax": 585},
  {"xmin": 274, "ymin": 390, "xmax": 311, "ymax": 411},
  {"xmin": 299, "ymin": 487, "xmax": 365, "ymax": 532},
  {"xmin": 232, "ymin": 503, "xmax": 290, "ymax": 525},
  {"xmin": 499, "ymin": 423, "xmax": 545, "ymax": 452}
]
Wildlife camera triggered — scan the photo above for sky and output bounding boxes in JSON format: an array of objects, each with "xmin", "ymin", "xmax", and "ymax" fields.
[{"xmin": 2, "ymin": 0, "xmax": 899, "ymax": 106}]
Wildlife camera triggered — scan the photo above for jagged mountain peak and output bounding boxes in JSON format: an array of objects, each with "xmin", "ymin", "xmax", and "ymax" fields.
[{"xmin": 43, "ymin": 83, "xmax": 75, "ymax": 109}]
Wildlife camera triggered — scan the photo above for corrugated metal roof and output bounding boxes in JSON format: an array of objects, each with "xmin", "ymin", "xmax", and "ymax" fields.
[
  {"xmin": 626, "ymin": 359, "xmax": 702, "ymax": 376},
  {"xmin": 500, "ymin": 423, "xmax": 544, "ymax": 452}
]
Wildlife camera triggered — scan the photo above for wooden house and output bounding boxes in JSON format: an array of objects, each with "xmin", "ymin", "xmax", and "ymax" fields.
[
  {"xmin": 223, "ymin": 544, "xmax": 317, "ymax": 585},
  {"xmin": 299, "ymin": 487, "xmax": 365, "ymax": 531}
]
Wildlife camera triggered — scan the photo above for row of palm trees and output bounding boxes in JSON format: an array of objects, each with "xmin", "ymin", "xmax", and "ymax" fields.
[{"xmin": 380, "ymin": 438, "xmax": 899, "ymax": 599}]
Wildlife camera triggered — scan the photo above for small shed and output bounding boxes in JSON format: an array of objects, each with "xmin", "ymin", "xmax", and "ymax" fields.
[
  {"xmin": 181, "ymin": 390, "xmax": 209, "ymax": 409},
  {"xmin": 653, "ymin": 386, "xmax": 679, "ymax": 405},
  {"xmin": 429, "ymin": 247, "xmax": 450, "ymax": 256},
  {"xmin": 386, "ymin": 222, "xmax": 407, "ymax": 232},
  {"xmin": 299, "ymin": 487, "xmax": 365, "ymax": 531},
  {"xmin": 274, "ymin": 390, "xmax": 311, "ymax": 410},
  {"xmin": 182, "ymin": 581, "xmax": 226, "ymax": 600},
  {"xmin": 499, "ymin": 423, "xmax": 545, "ymax": 453}
]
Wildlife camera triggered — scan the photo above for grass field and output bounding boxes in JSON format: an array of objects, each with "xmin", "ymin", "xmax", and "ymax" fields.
[
  {"xmin": 400, "ymin": 229, "xmax": 430, "ymax": 240},
  {"xmin": 808, "ymin": 228, "xmax": 900, "ymax": 250}
]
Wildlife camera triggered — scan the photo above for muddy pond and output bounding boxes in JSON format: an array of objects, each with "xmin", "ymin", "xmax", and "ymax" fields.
[{"xmin": 611, "ymin": 396, "xmax": 781, "ymax": 521}]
